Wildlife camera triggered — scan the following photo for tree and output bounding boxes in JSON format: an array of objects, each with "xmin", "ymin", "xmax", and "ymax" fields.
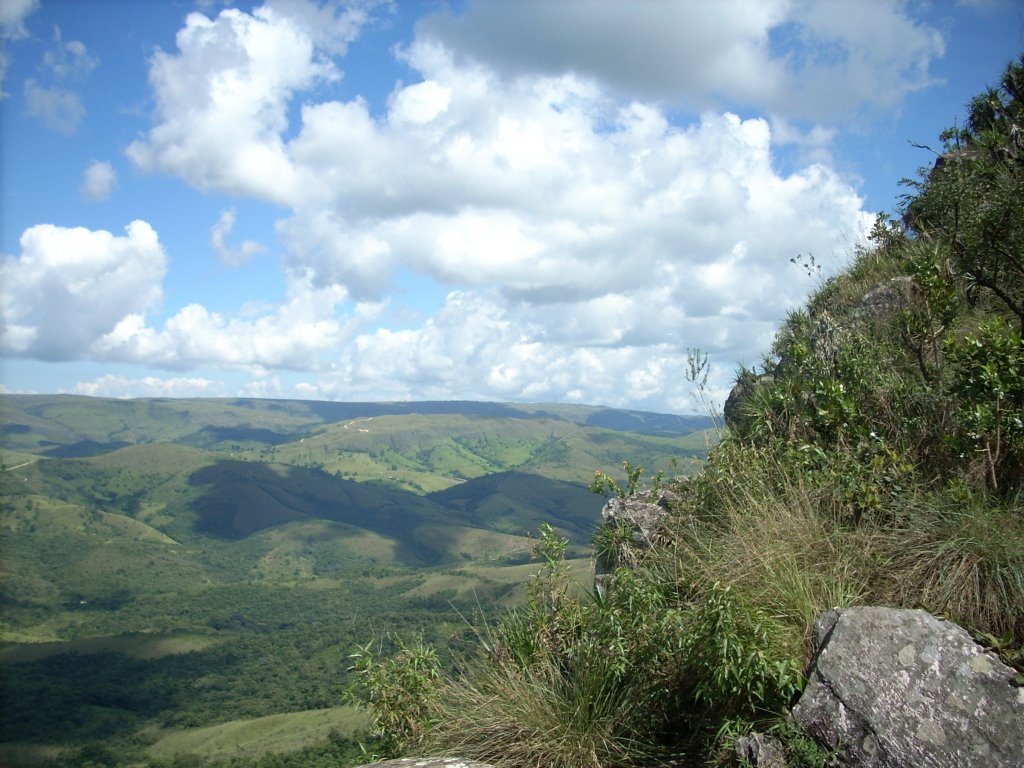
[{"xmin": 903, "ymin": 54, "xmax": 1024, "ymax": 332}]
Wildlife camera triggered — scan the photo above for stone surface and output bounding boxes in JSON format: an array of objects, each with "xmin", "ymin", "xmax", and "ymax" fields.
[
  {"xmin": 594, "ymin": 492, "xmax": 672, "ymax": 595},
  {"xmin": 734, "ymin": 732, "xmax": 786, "ymax": 768},
  {"xmin": 792, "ymin": 606, "xmax": 1024, "ymax": 768},
  {"xmin": 353, "ymin": 759, "xmax": 495, "ymax": 768},
  {"xmin": 723, "ymin": 372, "xmax": 772, "ymax": 432},
  {"xmin": 856, "ymin": 276, "xmax": 916, "ymax": 321}
]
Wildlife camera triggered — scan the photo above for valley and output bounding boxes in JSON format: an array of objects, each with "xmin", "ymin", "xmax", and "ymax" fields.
[{"xmin": 0, "ymin": 395, "xmax": 713, "ymax": 767}]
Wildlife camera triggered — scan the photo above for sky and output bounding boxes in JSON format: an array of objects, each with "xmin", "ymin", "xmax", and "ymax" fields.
[{"xmin": 1, "ymin": 0, "xmax": 1022, "ymax": 415}]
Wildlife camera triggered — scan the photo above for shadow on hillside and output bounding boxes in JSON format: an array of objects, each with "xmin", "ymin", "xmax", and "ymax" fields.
[
  {"xmin": 188, "ymin": 460, "xmax": 469, "ymax": 565},
  {"xmin": 428, "ymin": 470, "xmax": 604, "ymax": 546},
  {"xmin": 0, "ymin": 648, "xmax": 232, "ymax": 745},
  {"xmin": 186, "ymin": 461, "xmax": 604, "ymax": 565}
]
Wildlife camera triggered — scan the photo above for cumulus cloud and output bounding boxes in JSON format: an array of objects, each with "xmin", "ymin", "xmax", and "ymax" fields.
[
  {"xmin": 315, "ymin": 291, "xmax": 747, "ymax": 412},
  {"xmin": 92, "ymin": 275, "xmax": 353, "ymax": 371},
  {"xmin": 264, "ymin": 0, "xmax": 392, "ymax": 55},
  {"xmin": 109, "ymin": 1, "xmax": 878, "ymax": 406},
  {"xmin": 417, "ymin": 0, "xmax": 945, "ymax": 122},
  {"xmin": 1, "ymin": 221, "xmax": 167, "ymax": 359},
  {"xmin": 210, "ymin": 209, "xmax": 265, "ymax": 266},
  {"xmin": 126, "ymin": 4, "xmax": 343, "ymax": 204},
  {"xmin": 80, "ymin": 160, "xmax": 117, "ymax": 201},
  {"xmin": 98, "ymin": 1, "xmax": 898, "ymax": 407}
]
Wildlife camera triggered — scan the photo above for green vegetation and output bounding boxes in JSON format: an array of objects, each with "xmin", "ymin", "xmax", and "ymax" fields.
[
  {"xmin": 347, "ymin": 57, "xmax": 1024, "ymax": 766},
  {"xmin": 0, "ymin": 398, "xmax": 710, "ymax": 765}
]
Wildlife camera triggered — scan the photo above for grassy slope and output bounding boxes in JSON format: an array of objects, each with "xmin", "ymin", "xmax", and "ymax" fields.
[
  {"xmin": 144, "ymin": 706, "xmax": 368, "ymax": 761},
  {"xmin": 243, "ymin": 413, "xmax": 709, "ymax": 492}
]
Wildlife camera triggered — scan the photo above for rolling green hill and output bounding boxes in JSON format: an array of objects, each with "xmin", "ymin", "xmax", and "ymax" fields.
[{"xmin": 0, "ymin": 396, "xmax": 712, "ymax": 766}]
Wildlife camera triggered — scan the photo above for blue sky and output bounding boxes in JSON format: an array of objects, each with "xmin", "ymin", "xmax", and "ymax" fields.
[{"xmin": 1, "ymin": 0, "xmax": 1022, "ymax": 413}]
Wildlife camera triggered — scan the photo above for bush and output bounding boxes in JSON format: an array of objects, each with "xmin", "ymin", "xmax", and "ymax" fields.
[{"xmin": 346, "ymin": 635, "xmax": 440, "ymax": 757}]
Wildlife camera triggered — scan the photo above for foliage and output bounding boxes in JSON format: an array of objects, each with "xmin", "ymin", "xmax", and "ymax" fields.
[
  {"xmin": 423, "ymin": 529, "xmax": 689, "ymax": 768},
  {"xmin": 703, "ymin": 53, "xmax": 1024, "ymax": 669},
  {"xmin": 682, "ymin": 583, "xmax": 803, "ymax": 721},
  {"xmin": 589, "ymin": 460, "xmax": 662, "ymax": 499},
  {"xmin": 904, "ymin": 55, "xmax": 1024, "ymax": 331},
  {"xmin": 354, "ymin": 518, "xmax": 813, "ymax": 766},
  {"xmin": 945, "ymin": 319, "xmax": 1024, "ymax": 491},
  {"xmin": 346, "ymin": 635, "xmax": 440, "ymax": 758}
]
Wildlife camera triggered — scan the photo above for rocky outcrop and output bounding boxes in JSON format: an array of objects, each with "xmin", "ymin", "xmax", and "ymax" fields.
[
  {"xmin": 792, "ymin": 606, "xmax": 1024, "ymax": 767},
  {"xmin": 724, "ymin": 276, "xmax": 918, "ymax": 436},
  {"xmin": 594, "ymin": 490, "xmax": 675, "ymax": 595},
  {"xmin": 723, "ymin": 371, "xmax": 772, "ymax": 432},
  {"xmin": 354, "ymin": 759, "xmax": 495, "ymax": 768},
  {"xmin": 856, "ymin": 276, "xmax": 915, "ymax": 321}
]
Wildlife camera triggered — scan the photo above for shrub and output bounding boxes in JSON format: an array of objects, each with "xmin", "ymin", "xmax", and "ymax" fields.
[
  {"xmin": 345, "ymin": 635, "xmax": 440, "ymax": 758},
  {"xmin": 682, "ymin": 582, "xmax": 803, "ymax": 723}
]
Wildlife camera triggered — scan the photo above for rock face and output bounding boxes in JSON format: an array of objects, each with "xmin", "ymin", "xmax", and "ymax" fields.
[
  {"xmin": 734, "ymin": 732, "xmax": 786, "ymax": 768},
  {"xmin": 353, "ymin": 759, "xmax": 495, "ymax": 768},
  {"xmin": 724, "ymin": 277, "xmax": 917, "ymax": 435},
  {"xmin": 792, "ymin": 606, "xmax": 1024, "ymax": 768},
  {"xmin": 856, "ymin": 276, "xmax": 915, "ymax": 321},
  {"xmin": 594, "ymin": 491, "xmax": 674, "ymax": 595},
  {"xmin": 723, "ymin": 372, "xmax": 772, "ymax": 432}
]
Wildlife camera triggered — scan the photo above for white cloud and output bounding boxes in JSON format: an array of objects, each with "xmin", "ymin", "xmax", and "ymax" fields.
[
  {"xmin": 80, "ymin": 160, "xmax": 117, "ymax": 201},
  {"xmin": 126, "ymin": 4, "xmax": 341, "ymax": 204},
  {"xmin": 417, "ymin": 0, "xmax": 945, "ymax": 122},
  {"xmin": 210, "ymin": 209, "xmax": 266, "ymax": 266},
  {"xmin": 43, "ymin": 26, "xmax": 98, "ymax": 80},
  {"xmin": 264, "ymin": 0, "xmax": 392, "ymax": 55},
  {"xmin": 107, "ymin": 2, "xmax": 886, "ymax": 408},
  {"xmin": 24, "ymin": 78, "xmax": 84, "ymax": 134},
  {"xmin": 0, "ymin": 0, "xmax": 38, "ymax": 39},
  {"xmin": 92, "ymin": 275, "xmax": 351, "ymax": 371},
  {"xmin": 68, "ymin": 374, "xmax": 225, "ymax": 399},
  {"xmin": 1, "ymin": 221, "xmax": 167, "ymax": 360},
  {"xmin": 0, "ymin": 0, "xmax": 38, "ymax": 93},
  {"xmin": 314, "ymin": 290, "xmax": 742, "ymax": 412},
  {"xmin": 21, "ymin": 26, "xmax": 97, "ymax": 131}
]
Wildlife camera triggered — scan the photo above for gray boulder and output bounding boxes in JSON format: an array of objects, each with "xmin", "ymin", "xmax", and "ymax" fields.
[
  {"xmin": 594, "ymin": 491, "xmax": 673, "ymax": 595},
  {"xmin": 353, "ymin": 759, "xmax": 495, "ymax": 768},
  {"xmin": 723, "ymin": 371, "xmax": 773, "ymax": 432},
  {"xmin": 734, "ymin": 732, "xmax": 786, "ymax": 768},
  {"xmin": 792, "ymin": 606, "xmax": 1024, "ymax": 767}
]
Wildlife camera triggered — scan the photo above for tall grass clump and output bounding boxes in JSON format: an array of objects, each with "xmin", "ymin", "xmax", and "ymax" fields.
[
  {"xmin": 657, "ymin": 454, "xmax": 871, "ymax": 657},
  {"xmin": 421, "ymin": 525, "xmax": 691, "ymax": 767},
  {"xmin": 877, "ymin": 487, "xmax": 1024, "ymax": 639}
]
